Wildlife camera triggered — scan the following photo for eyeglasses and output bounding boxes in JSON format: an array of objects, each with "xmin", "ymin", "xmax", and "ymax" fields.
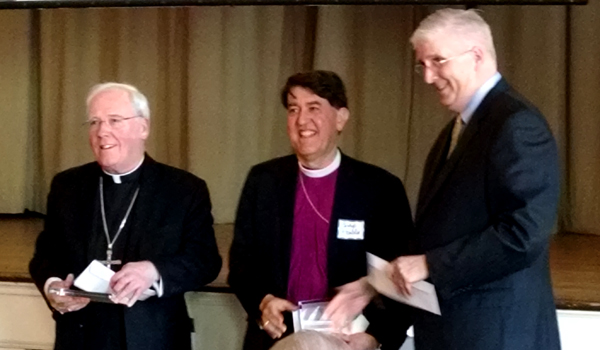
[
  {"xmin": 414, "ymin": 49, "xmax": 474, "ymax": 76},
  {"xmin": 84, "ymin": 116, "xmax": 141, "ymax": 130}
]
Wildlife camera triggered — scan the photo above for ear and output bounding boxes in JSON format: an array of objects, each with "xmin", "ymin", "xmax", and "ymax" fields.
[
  {"xmin": 336, "ymin": 107, "xmax": 350, "ymax": 132},
  {"xmin": 472, "ymin": 46, "xmax": 485, "ymax": 67},
  {"xmin": 139, "ymin": 118, "xmax": 150, "ymax": 140}
]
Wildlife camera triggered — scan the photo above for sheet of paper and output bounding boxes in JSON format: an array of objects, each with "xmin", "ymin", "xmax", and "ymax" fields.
[
  {"xmin": 291, "ymin": 300, "xmax": 369, "ymax": 334},
  {"xmin": 367, "ymin": 253, "xmax": 441, "ymax": 315},
  {"xmin": 74, "ymin": 260, "xmax": 156, "ymax": 301}
]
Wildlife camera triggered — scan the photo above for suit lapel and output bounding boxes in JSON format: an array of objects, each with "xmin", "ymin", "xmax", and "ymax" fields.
[
  {"xmin": 123, "ymin": 156, "xmax": 160, "ymax": 263},
  {"xmin": 327, "ymin": 154, "xmax": 350, "ymax": 277},
  {"xmin": 417, "ymin": 79, "xmax": 509, "ymax": 222},
  {"xmin": 82, "ymin": 163, "xmax": 103, "ymax": 267},
  {"xmin": 277, "ymin": 156, "xmax": 300, "ymax": 285},
  {"xmin": 416, "ymin": 121, "xmax": 453, "ymax": 219}
]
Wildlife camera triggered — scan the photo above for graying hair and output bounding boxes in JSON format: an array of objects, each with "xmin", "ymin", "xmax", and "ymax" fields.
[
  {"xmin": 269, "ymin": 331, "xmax": 351, "ymax": 350},
  {"xmin": 410, "ymin": 8, "xmax": 496, "ymax": 61},
  {"xmin": 86, "ymin": 82, "xmax": 151, "ymax": 119}
]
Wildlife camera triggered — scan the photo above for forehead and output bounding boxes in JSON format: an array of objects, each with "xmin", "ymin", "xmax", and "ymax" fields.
[
  {"xmin": 414, "ymin": 35, "xmax": 460, "ymax": 60},
  {"xmin": 287, "ymin": 86, "xmax": 331, "ymax": 107},
  {"xmin": 88, "ymin": 89, "xmax": 134, "ymax": 116}
]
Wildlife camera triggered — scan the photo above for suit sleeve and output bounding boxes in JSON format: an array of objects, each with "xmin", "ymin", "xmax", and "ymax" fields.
[
  {"xmin": 29, "ymin": 175, "xmax": 70, "ymax": 299},
  {"xmin": 364, "ymin": 173, "xmax": 416, "ymax": 350},
  {"xmin": 152, "ymin": 179, "xmax": 222, "ymax": 297},
  {"xmin": 228, "ymin": 167, "xmax": 267, "ymax": 320},
  {"xmin": 426, "ymin": 111, "xmax": 560, "ymax": 299}
]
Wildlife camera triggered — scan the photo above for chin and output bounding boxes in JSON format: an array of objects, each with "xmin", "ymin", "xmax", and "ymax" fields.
[
  {"xmin": 440, "ymin": 98, "xmax": 456, "ymax": 109},
  {"xmin": 300, "ymin": 149, "xmax": 321, "ymax": 160},
  {"xmin": 96, "ymin": 159, "xmax": 117, "ymax": 171}
]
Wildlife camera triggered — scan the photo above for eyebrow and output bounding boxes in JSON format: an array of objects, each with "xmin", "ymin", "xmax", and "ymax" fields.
[
  {"xmin": 88, "ymin": 114, "xmax": 126, "ymax": 119},
  {"xmin": 287, "ymin": 100, "xmax": 322, "ymax": 108}
]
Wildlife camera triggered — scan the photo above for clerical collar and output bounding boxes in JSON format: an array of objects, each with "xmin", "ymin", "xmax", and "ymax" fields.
[
  {"xmin": 299, "ymin": 149, "xmax": 341, "ymax": 178},
  {"xmin": 102, "ymin": 157, "xmax": 145, "ymax": 184}
]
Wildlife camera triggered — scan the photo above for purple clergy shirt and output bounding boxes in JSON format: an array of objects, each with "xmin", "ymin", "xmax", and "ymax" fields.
[{"xmin": 287, "ymin": 169, "xmax": 338, "ymax": 304}]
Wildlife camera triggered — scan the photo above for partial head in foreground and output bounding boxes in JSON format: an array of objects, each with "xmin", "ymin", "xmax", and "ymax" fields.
[{"xmin": 269, "ymin": 331, "xmax": 351, "ymax": 350}]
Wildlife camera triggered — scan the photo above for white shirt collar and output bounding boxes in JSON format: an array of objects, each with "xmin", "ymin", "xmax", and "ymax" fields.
[
  {"xmin": 299, "ymin": 149, "xmax": 341, "ymax": 178},
  {"xmin": 102, "ymin": 156, "xmax": 145, "ymax": 184},
  {"xmin": 461, "ymin": 72, "xmax": 502, "ymax": 125}
]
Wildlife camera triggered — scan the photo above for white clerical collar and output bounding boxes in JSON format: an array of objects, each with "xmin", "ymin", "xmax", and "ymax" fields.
[
  {"xmin": 299, "ymin": 149, "xmax": 341, "ymax": 178},
  {"xmin": 102, "ymin": 157, "xmax": 145, "ymax": 184}
]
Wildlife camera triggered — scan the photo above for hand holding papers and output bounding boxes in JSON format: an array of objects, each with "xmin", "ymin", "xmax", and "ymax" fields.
[
  {"xmin": 72, "ymin": 260, "xmax": 156, "ymax": 306},
  {"xmin": 390, "ymin": 254, "xmax": 430, "ymax": 296},
  {"xmin": 46, "ymin": 273, "xmax": 91, "ymax": 314},
  {"xmin": 109, "ymin": 260, "xmax": 160, "ymax": 306},
  {"xmin": 367, "ymin": 253, "xmax": 441, "ymax": 315},
  {"xmin": 324, "ymin": 277, "xmax": 375, "ymax": 329},
  {"xmin": 259, "ymin": 294, "xmax": 298, "ymax": 339}
]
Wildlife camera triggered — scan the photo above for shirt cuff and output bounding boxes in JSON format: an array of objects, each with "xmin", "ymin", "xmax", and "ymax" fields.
[
  {"xmin": 43, "ymin": 277, "xmax": 63, "ymax": 297},
  {"xmin": 152, "ymin": 276, "xmax": 164, "ymax": 297}
]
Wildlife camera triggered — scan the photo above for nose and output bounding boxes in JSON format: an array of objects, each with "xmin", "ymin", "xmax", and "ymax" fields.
[
  {"xmin": 423, "ymin": 66, "xmax": 437, "ymax": 84},
  {"xmin": 94, "ymin": 120, "xmax": 111, "ymax": 136},
  {"xmin": 296, "ymin": 109, "xmax": 309, "ymax": 126}
]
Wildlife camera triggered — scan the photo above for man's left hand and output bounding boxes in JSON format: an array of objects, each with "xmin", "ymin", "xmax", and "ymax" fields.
[
  {"xmin": 110, "ymin": 261, "xmax": 159, "ymax": 307},
  {"xmin": 324, "ymin": 277, "xmax": 375, "ymax": 330},
  {"xmin": 338, "ymin": 332, "xmax": 379, "ymax": 350},
  {"xmin": 390, "ymin": 254, "xmax": 429, "ymax": 296}
]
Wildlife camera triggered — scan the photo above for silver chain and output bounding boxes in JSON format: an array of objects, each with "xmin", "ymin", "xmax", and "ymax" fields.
[
  {"xmin": 99, "ymin": 176, "xmax": 140, "ymax": 257},
  {"xmin": 299, "ymin": 173, "xmax": 330, "ymax": 224}
]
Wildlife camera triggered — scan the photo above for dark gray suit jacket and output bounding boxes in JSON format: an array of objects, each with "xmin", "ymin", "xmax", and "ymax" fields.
[
  {"xmin": 229, "ymin": 153, "xmax": 415, "ymax": 350},
  {"xmin": 414, "ymin": 78, "xmax": 561, "ymax": 350},
  {"xmin": 30, "ymin": 156, "xmax": 222, "ymax": 350}
]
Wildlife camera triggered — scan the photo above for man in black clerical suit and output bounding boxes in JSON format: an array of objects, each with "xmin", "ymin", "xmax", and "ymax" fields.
[
  {"xmin": 389, "ymin": 9, "xmax": 561, "ymax": 350},
  {"xmin": 228, "ymin": 71, "xmax": 414, "ymax": 350},
  {"xmin": 29, "ymin": 83, "xmax": 222, "ymax": 350}
]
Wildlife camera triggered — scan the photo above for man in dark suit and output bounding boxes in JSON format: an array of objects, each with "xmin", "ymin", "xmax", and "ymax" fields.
[
  {"xmin": 228, "ymin": 71, "xmax": 414, "ymax": 350},
  {"xmin": 29, "ymin": 83, "xmax": 222, "ymax": 350},
  {"xmin": 390, "ymin": 9, "xmax": 561, "ymax": 350}
]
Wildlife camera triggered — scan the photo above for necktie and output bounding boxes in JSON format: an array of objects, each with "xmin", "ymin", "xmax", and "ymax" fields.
[{"xmin": 447, "ymin": 115, "xmax": 464, "ymax": 159}]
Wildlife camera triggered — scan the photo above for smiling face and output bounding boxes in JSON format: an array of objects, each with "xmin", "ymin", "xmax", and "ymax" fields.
[
  {"xmin": 414, "ymin": 35, "xmax": 480, "ymax": 113},
  {"xmin": 87, "ymin": 88, "xmax": 149, "ymax": 174},
  {"xmin": 286, "ymin": 86, "xmax": 349, "ymax": 169}
]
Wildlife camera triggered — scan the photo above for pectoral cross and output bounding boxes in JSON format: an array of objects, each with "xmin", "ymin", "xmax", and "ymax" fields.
[{"xmin": 99, "ymin": 248, "xmax": 122, "ymax": 269}]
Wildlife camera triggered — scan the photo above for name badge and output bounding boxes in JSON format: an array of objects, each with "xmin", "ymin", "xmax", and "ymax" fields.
[{"xmin": 337, "ymin": 219, "xmax": 365, "ymax": 240}]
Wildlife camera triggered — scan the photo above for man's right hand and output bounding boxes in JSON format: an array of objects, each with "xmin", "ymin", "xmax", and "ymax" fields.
[
  {"xmin": 45, "ymin": 274, "xmax": 90, "ymax": 314},
  {"xmin": 325, "ymin": 277, "xmax": 375, "ymax": 331},
  {"xmin": 258, "ymin": 294, "xmax": 298, "ymax": 339}
]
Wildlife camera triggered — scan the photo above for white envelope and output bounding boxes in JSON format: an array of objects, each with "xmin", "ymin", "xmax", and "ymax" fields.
[
  {"xmin": 74, "ymin": 260, "xmax": 156, "ymax": 301},
  {"xmin": 366, "ymin": 253, "xmax": 441, "ymax": 315}
]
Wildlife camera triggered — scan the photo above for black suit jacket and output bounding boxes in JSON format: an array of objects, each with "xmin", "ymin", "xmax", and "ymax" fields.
[
  {"xmin": 30, "ymin": 156, "xmax": 222, "ymax": 350},
  {"xmin": 414, "ymin": 78, "xmax": 561, "ymax": 350},
  {"xmin": 228, "ymin": 153, "xmax": 415, "ymax": 350}
]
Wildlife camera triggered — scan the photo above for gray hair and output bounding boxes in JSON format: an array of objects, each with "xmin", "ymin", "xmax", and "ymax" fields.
[
  {"xmin": 410, "ymin": 8, "xmax": 497, "ymax": 61},
  {"xmin": 269, "ymin": 331, "xmax": 351, "ymax": 350},
  {"xmin": 86, "ymin": 82, "xmax": 151, "ymax": 119}
]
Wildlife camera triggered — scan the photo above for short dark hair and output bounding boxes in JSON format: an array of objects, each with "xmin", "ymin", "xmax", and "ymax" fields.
[{"xmin": 280, "ymin": 70, "xmax": 348, "ymax": 109}]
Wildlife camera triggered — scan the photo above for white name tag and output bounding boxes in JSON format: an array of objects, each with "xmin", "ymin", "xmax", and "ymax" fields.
[{"xmin": 337, "ymin": 219, "xmax": 365, "ymax": 240}]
